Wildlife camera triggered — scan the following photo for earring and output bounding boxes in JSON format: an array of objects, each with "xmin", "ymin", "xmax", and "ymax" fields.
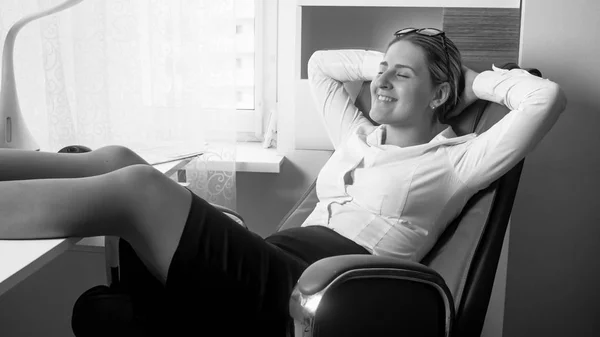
[{"xmin": 430, "ymin": 103, "xmax": 436, "ymax": 110}]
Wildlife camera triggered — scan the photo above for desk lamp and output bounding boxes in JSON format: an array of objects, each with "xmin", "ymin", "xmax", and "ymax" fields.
[{"xmin": 0, "ymin": 0, "xmax": 84, "ymax": 150}]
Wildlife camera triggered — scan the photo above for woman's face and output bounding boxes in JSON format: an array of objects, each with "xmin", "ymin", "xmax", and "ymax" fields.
[{"xmin": 369, "ymin": 40, "xmax": 437, "ymax": 126}]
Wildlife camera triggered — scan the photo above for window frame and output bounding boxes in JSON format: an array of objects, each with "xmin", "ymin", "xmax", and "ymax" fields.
[{"xmin": 235, "ymin": 0, "xmax": 276, "ymax": 142}]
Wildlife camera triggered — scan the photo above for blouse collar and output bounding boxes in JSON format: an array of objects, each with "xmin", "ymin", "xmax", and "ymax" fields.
[{"xmin": 365, "ymin": 124, "xmax": 475, "ymax": 149}]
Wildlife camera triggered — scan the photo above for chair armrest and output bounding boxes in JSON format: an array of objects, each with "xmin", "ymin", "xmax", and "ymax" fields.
[{"xmin": 289, "ymin": 254, "xmax": 455, "ymax": 337}]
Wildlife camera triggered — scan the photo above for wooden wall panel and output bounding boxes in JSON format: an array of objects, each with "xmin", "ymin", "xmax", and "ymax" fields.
[{"xmin": 443, "ymin": 8, "xmax": 521, "ymax": 72}]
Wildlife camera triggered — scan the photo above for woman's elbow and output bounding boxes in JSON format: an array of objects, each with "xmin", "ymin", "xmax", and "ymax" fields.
[
  {"xmin": 545, "ymin": 82, "xmax": 568, "ymax": 114},
  {"xmin": 307, "ymin": 50, "xmax": 326, "ymax": 78},
  {"xmin": 308, "ymin": 50, "xmax": 325, "ymax": 64}
]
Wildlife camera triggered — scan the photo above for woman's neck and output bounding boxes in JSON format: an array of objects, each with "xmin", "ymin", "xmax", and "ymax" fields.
[{"xmin": 383, "ymin": 122, "xmax": 446, "ymax": 147}]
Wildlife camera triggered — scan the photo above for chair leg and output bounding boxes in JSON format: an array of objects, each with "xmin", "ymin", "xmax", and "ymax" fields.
[
  {"xmin": 71, "ymin": 285, "xmax": 148, "ymax": 337},
  {"xmin": 105, "ymin": 236, "xmax": 120, "ymax": 287}
]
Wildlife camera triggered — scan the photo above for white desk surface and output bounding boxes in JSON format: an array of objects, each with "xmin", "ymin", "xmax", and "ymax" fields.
[{"xmin": 0, "ymin": 158, "xmax": 192, "ymax": 297}]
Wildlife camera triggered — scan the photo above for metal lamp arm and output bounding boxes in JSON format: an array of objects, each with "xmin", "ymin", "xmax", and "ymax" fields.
[
  {"xmin": 1, "ymin": 0, "xmax": 85, "ymax": 150},
  {"xmin": 1, "ymin": 0, "xmax": 84, "ymax": 92}
]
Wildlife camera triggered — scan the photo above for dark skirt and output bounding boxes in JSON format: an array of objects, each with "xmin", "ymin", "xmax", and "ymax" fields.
[{"xmin": 163, "ymin": 190, "xmax": 370, "ymax": 336}]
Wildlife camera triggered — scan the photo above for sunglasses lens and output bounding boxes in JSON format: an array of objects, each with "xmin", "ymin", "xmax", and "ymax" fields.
[
  {"xmin": 418, "ymin": 28, "xmax": 442, "ymax": 36},
  {"xmin": 395, "ymin": 28, "xmax": 416, "ymax": 36}
]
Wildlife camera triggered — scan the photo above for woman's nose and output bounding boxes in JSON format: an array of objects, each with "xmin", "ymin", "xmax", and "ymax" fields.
[{"xmin": 375, "ymin": 73, "xmax": 392, "ymax": 90}]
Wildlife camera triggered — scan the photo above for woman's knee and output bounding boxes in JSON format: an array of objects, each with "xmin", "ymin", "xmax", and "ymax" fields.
[
  {"xmin": 111, "ymin": 164, "xmax": 189, "ymax": 225},
  {"xmin": 104, "ymin": 164, "xmax": 170, "ymax": 236},
  {"xmin": 93, "ymin": 145, "xmax": 150, "ymax": 173},
  {"xmin": 112, "ymin": 164, "xmax": 166, "ymax": 199}
]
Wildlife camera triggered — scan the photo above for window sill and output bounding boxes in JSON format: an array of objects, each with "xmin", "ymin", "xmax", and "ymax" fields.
[
  {"xmin": 141, "ymin": 141, "xmax": 285, "ymax": 174},
  {"xmin": 232, "ymin": 141, "xmax": 285, "ymax": 173},
  {"xmin": 179, "ymin": 141, "xmax": 285, "ymax": 173}
]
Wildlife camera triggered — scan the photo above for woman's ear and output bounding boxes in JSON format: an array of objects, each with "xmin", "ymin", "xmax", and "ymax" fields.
[{"xmin": 430, "ymin": 82, "xmax": 450, "ymax": 110}]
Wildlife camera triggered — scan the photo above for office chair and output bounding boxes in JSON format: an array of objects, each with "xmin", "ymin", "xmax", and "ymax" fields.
[{"xmin": 71, "ymin": 63, "xmax": 540, "ymax": 337}]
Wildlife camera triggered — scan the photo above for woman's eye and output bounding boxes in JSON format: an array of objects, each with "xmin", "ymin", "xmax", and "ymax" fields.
[{"xmin": 397, "ymin": 73, "xmax": 408, "ymax": 78}]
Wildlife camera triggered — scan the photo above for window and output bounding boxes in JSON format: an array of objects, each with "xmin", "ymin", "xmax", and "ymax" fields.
[
  {"xmin": 235, "ymin": 0, "xmax": 256, "ymax": 111},
  {"xmin": 234, "ymin": 0, "xmax": 276, "ymax": 141}
]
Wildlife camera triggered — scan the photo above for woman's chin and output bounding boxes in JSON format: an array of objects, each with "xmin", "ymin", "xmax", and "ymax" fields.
[
  {"xmin": 368, "ymin": 109, "xmax": 387, "ymax": 124},
  {"xmin": 370, "ymin": 116, "xmax": 383, "ymax": 125}
]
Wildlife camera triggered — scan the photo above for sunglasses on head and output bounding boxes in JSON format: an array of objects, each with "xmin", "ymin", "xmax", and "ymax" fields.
[{"xmin": 394, "ymin": 28, "xmax": 450, "ymax": 80}]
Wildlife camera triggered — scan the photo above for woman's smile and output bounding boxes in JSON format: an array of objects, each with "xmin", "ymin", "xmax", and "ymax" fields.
[{"xmin": 377, "ymin": 94, "xmax": 398, "ymax": 102}]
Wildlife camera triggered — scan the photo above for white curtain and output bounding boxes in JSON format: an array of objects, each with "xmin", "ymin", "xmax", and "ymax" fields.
[{"xmin": 0, "ymin": 0, "xmax": 238, "ymax": 209}]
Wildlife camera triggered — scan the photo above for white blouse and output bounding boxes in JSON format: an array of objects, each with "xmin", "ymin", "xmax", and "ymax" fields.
[{"xmin": 302, "ymin": 49, "xmax": 567, "ymax": 262}]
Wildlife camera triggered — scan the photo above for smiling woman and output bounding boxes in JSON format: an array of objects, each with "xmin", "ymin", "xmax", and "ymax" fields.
[{"xmin": 306, "ymin": 29, "xmax": 566, "ymax": 264}]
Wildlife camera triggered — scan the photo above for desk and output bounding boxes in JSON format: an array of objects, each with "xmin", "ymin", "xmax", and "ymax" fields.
[{"xmin": 0, "ymin": 158, "xmax": 193, "ymax": 297}]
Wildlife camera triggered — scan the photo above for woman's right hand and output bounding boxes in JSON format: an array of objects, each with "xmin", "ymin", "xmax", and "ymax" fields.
[{"xmin": 446, "ymin": 65, "xmax": 480, "ymax": 119}]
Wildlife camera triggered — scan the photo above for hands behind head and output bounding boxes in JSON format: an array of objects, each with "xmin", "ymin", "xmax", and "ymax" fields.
[{"xmin": 445, "ymin": 65, "xmax": 480, "ymax": 120}]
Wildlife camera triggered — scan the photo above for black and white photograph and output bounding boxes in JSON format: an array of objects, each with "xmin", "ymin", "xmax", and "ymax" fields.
[{"xmin": 0, "ymin": 0, "xmax": 597, "ymax": 336}]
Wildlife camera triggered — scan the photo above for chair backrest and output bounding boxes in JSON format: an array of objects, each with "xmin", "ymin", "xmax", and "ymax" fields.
[{"xmin": 277, "ymin": 65, "xmax": 535, "ymax": 336}]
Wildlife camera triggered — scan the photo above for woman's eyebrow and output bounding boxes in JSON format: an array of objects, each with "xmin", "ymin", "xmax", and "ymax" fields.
[{"xmin": 379, "ymin": 61, "xmax": 416, "ymax": 73}]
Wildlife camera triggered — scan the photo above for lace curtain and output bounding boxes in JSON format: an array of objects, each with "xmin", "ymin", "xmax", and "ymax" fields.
[{"xmin": 0, "ymin": 0, "xmax": 238, "ymax": 209}]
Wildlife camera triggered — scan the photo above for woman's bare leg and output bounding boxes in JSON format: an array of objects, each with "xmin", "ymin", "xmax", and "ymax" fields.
[
  {"xmin": 0, "ymin": 164, "xmax": 192, "ymax": 285},
  {"xmin": 0, "ymin": 145, "xmax": 150, "ymax": 181}
]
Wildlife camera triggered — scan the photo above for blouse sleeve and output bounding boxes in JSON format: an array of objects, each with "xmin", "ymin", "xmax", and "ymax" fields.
[
  {"xmin": 307, "ymin": 49, "xmax": 384, "ymax": 148},
  {"xmin": 447, "ymin": 65, "xmax": 567, "ymax": 191}
]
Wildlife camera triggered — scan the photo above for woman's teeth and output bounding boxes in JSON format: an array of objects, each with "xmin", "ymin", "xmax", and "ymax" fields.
[{"xmin": 378, "ymin": 95, "xmax": 397, "ymax": 102}]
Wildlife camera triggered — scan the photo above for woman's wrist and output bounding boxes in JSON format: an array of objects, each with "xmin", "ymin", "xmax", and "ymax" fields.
[{"xmin": 462, "ymin": 66, "xmax": 480, "ymax": 105}]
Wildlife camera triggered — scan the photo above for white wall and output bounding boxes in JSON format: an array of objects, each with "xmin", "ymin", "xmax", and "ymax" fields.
[{"xmin": 505, "ymin": 0, "xmax": 600, "ymax": 336}]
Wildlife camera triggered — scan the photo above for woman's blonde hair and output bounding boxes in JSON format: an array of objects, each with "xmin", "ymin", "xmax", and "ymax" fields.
[{"xmin": 387, "ymin": 32, "xmax": 464, "ymax": 123}]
